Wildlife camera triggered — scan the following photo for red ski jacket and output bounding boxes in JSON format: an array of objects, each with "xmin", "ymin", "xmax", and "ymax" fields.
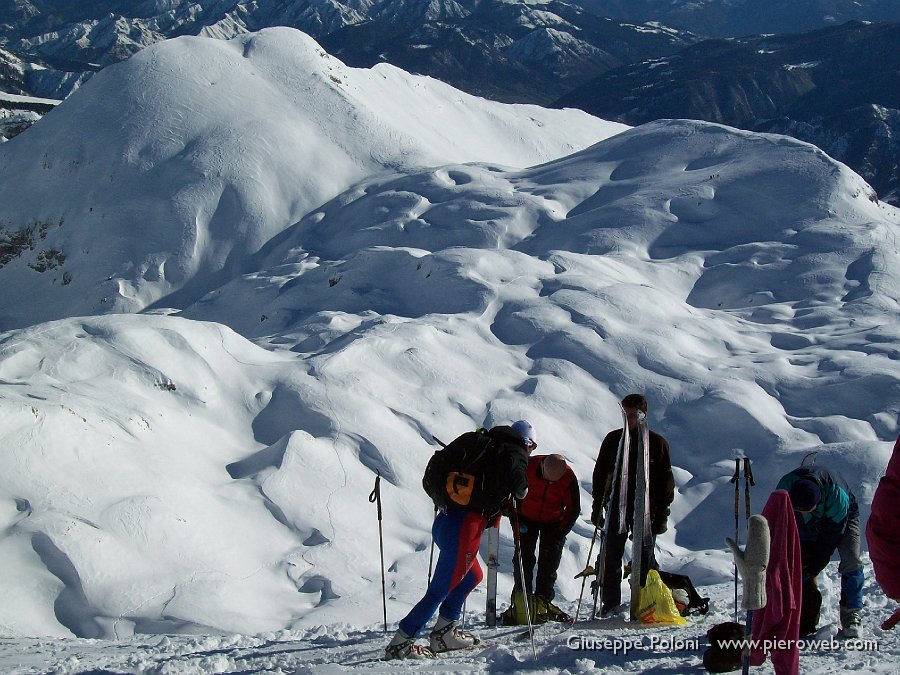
[{"xmin": 519, "ymin": 455, "xmax": 580, "ymax": 531}]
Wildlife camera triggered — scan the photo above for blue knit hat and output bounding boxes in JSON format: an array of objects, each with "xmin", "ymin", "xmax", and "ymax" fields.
[
  {"xmin": 511, "ymin": 420, "xmax": 537, "ymax": 448},
  {"xmin": 789, "ymin": 478, "xmax": 822, "ymax": 512}
]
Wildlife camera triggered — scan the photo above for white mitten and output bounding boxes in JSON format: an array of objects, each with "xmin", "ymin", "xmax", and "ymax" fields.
[{"xmin": 725, "ymin": 514, "xmax": 770, "ymax": 610}]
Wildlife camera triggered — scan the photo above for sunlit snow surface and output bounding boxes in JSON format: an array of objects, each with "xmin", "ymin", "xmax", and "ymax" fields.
[{"xmin": 0, "ymin": 26, "xmax": 899, "ymax": 674}]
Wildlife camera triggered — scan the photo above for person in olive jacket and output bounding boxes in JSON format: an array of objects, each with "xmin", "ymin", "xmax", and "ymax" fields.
[{"xmin": 590, "ymin": 393, "xmax": 675, "ymax": 616}]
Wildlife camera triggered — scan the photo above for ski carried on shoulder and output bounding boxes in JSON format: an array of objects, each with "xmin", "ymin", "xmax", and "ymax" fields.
[
  {"xmin": 592, "ymin": 404, "xmax": 630, "ymax": 618},
  {"xmin": 485, "ymin": 522, "xmax": 500, "ymax": 627},
  {"xmin": 629, "ymin": 410, "xmax": 651, "ymax": 620}
]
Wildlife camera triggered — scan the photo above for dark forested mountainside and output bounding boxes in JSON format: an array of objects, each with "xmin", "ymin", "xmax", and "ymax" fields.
[{"xmin": 554, "ymin": 21, "xmax": 900, "ymax": 204}]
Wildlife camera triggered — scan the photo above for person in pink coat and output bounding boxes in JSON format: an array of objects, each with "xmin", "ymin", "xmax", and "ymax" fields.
[
  {"xmin": 751, "ymin": 489, "xmax": 802, "ymax": 675},
  {"xmin": 867, "ymin": 438, "xmax": 900, "ymax": 604}
]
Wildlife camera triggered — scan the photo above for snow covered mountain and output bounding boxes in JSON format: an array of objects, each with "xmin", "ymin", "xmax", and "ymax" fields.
[
  {"xmin": 2, "ymin": 1, "xmax": 895, "ymax": 214},
  {"xmin": 0, "ymin": 28, "xmax": 624, "ymax": 330},
  {"xmin": 1, "ymin": 26, "xmax": 900, "ymax": 673}
]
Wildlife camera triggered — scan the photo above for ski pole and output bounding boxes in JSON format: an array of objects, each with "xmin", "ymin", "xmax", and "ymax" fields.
[
  {"xmin": 368, "ymin": 470, "xmax": 387, "ymax": 633},
  {"xmin": 730, "ymin": 457, "xmax": 741, "ymax": 622},
  {"xmin": 427, "ymin": 435, "xmax": 447, "ymax": 583},
  {"xmin": 743, "ymin": 457, "xmax": 754, "ymax": 525},
  {"xmin": 574, "ymin": 521, "xmax": 600, "ymax": 623},
  {"xmin": 510, "ymin": 501, "xmax": 536, "ymax": 660},
  {"xmin": 593, "ymin": 406, "xmax": 629, "ymax": 619},
  {"xmin": 741, "ymin": 608, "xmax": 754, "ymax": 675},
  {"xmin": 740, "ymin": 457, "xmax": 755, "ymax": 675}
]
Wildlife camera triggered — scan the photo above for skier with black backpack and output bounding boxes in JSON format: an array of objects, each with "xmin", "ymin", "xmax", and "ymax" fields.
[{"xmin": 384, "ymin": 420, "xmax": 534, "ymax": 660}]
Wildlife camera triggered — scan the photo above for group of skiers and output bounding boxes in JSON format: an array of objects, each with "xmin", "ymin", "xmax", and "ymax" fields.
[{"xmin": 384, "ymin": 394, "xmax": 900, "ymax": 664}]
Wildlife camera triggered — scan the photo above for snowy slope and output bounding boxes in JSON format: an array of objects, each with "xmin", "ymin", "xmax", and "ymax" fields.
[
  {"xmin": 0, "ymin": 27, "xmax": 623, "ymax": 330},
  {"xmin": 180, "ymin": 116, "xmax": 900, "ymax": 555},
  {"xmin": 1, "ymin": 27, "xmax": 900, "ymax": 675}
]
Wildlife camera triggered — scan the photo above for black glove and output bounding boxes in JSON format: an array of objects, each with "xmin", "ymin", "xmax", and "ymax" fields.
[{"xmin": 651, "ymin": 518, "xmax": 668, "ymax": 535}]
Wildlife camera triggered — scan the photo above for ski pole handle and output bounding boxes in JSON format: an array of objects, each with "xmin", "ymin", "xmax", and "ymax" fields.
[{"xmin": 369, "ymin": 470, "xmax": 382, "ymax": 521}]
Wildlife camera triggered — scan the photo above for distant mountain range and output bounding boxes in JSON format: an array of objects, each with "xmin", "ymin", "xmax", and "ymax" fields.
[
  {"xmin": 1, "ymin": 2, "xmax": 898, "ymax": 202},
  {"xmin": 4, "ymin": 0, "xmax": 898, "ymax": 101},
  {"xmin": 318, "ymin": 3, "xmax": 696, "ymax": 104},
  {"xmin": 554, "ymin": 20, "xmax": 900, "ymax": 205},
  {"xmin": 0, "ymin": 0, "xmax": 699, "ymax": 103},
  {"xmin": 572, "ymin": 0, "xmax": 900, "ymax": 37}
]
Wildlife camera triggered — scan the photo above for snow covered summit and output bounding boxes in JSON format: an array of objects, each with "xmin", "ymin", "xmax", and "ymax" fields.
[{"xmin": 0, "ymin": 27, "xmax": 623, "ymax": 331}]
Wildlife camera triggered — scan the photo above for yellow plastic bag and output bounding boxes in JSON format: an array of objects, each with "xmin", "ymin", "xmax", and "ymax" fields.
[{"xmin": 637, "ymin": 569, "xmax": 688, "ymax": 626}]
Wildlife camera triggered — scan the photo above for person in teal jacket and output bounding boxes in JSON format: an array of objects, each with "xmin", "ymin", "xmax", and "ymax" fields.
[{"xmin": 777, "ymin": 464, "xmax": 863, "ymax": 638}]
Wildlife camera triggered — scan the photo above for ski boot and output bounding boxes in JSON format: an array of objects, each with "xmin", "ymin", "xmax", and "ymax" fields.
[
  {"xmin": 535, "ymin": 595, "xmax": 572, "ymax": 623},
  {"xmin": 384, "ymin": 629, "xmax": 435, "ymax": 660},
  {"xmin": 841, "ymin": 606, "xmax": 862, "ymax": 639},
  {"xmin": 599, "ymin": 600, "xmax": 625, "ymax": 618},
  {"xmin": 429, "ymin": 616, "xmax": 479, "ymax": 653},
  {"xmin": 501, "ymin": 590, "xmax": 543, "ymax": 625}
]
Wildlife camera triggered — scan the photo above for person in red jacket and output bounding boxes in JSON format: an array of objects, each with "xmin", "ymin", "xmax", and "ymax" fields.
[
  {"xmin": 503, "ymin": 453, "xmax": 580, "ymax": 624},
  {"xmin": 867, "ymin": 437, "xmax": 900, "ymax": 607}
]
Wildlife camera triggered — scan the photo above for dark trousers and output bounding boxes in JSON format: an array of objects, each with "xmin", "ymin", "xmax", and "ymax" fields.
[
  {"xmin": 799, "ymin": 509, "xmax": 864, "ymax": 634},
  {"xmin": 512, "ymin": 518, "xmax": 567, "ymax": 601},
  {"xmin": 601, "ymin": 523, "xmax": 657, "ymax": 607}
]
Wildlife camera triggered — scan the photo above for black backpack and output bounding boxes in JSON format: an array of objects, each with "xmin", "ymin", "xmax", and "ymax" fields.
[
  {"xmin": 702, "ymin": 621, "xmax": 746, "ymax": 673},
  {"xmin": 657, "ymin": 569, "xmax": 710, "ymax": 616},
  {"xmin": 423, "ymin": 429, "xmax": 504, "ymax": 516}
]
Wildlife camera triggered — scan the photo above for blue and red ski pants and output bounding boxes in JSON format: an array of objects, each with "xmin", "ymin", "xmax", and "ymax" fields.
[{"xmin": 399, "ymin": 508, "xmax": 487, "ymax": 637}]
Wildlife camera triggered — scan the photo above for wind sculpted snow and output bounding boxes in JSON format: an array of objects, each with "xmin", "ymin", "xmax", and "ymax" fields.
[
  {"xmin": 1, "ymin": 27, "xmax": 900, "ymax": 675},
  {"xmin": 0, "ymin": 27, "xmax": 623, "ymax": 330}
]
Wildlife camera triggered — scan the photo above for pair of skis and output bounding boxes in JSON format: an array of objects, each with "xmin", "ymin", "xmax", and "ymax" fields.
[{"xmin": 588, "ymin": 405, "xmax": 651, "ymax": 621}]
